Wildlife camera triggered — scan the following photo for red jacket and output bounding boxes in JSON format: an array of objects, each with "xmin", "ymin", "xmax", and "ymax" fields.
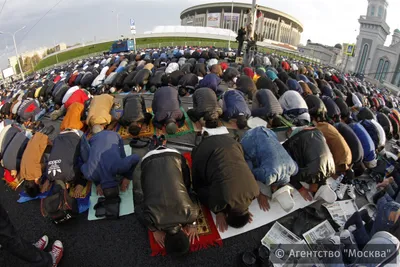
[
  {"xmin": 64, "ymin": 89, "xmax": 89, "ymax": 110},
  {"xmin": 53, "ymin": 75, "xmax": 61, "ymax": 83}
]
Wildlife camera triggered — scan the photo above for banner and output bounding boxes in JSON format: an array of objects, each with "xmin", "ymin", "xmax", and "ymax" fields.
[
  {"xmin": 2, "ymin": 67, "xmax": 14, "ymax": 79},
  {"xmin": 345, "ymin": 44, "xmax": 355, "ymax": 56},
  {"xmin": 223, "ymin": 13, "xmax": 240, "ymax": 22},
  {"xmin": 130, "ymin": 19, "xmax": 136, "ymax": 35},
  {"xmin": 207, "ymin": 13, "xmax": 220, "ymax": 28}
]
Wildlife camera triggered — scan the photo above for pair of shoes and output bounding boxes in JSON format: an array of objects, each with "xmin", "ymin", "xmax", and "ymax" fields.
[
  {"xmin": 34, "ymin": 236, "xmax": 63, "ymax": 267},
  {"xmin": 335, "ymin": 183, "xmax": 356, "ymax": 200},
  {"xmin": 352, "ymin": 179, "xmax": 370, "ymax": 195},
  {"xmin": 241, "ymin": 246, "xmax": 273, "ymax": 267}
]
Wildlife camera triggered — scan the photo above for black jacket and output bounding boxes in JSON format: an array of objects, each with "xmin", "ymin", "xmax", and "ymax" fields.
[
  {"xmin": 140, "ymin": 148, "xmax": 199, "ymax": 233},
  {"xmin": 237, "ymin": 75, "xmax": 257, "ymax": 100},
  {"xmin": 334, "ymin": 97, "xmax": 350, "ymax": 118},
  {"xmin": 376, "ymin": 112, "xmax": 393, "ymax": 139},
  {"xmin": 305, "ymin": 95, "xmax": 327, "ymax": 116},
  {"xmin": 119, "ymin": 94, "xmax": 146, "ymax": 126},
  {"xmin": 335, "ymin": 122, "xmax": 364, "ymax": 164},
  {"xmin": 133, "ymin": 69, "xmax": 151, "ymax": 87},
  {"xmin": 47, "ymin": 130, "xmax": 83, "ymax": 183},
  {"xmin": 192, "ymin": 88, "xmax": 222, "ymax": 116},
  {"xmin": 192, "ymin": 135, "xmax": 259, "ymax": 214},
  {"xmin": 283, "ymin": 129, "xmax": 335, "ymax": 189}
]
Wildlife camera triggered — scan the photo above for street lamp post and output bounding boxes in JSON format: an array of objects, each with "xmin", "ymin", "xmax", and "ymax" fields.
[
  {"xmin": 228, "ymin": 0, "xmax": 234, "ymax": 50},
  {"xmin": 0, "ymin": 26, "xmax": 26, "ymax": 81}
]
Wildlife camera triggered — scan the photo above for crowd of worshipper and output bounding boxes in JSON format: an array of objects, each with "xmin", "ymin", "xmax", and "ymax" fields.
[{"xmin": 1, "ymin": 46, "xmax": 400, "ymax": 265}]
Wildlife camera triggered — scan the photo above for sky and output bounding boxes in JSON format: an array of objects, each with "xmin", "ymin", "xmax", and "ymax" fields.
[{"xmin": 0, "ymin": 0, "xmax": 399, "ymax": 69}]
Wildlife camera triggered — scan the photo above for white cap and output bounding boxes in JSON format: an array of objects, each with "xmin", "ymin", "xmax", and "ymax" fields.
[{"xmin": 247, "ymin": 117, "xmax": 267, "ymax": 129}]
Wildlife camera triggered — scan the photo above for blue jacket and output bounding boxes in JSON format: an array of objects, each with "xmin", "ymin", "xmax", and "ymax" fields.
[
  {"xmin": 116, "ymin": 66, "xmax": 126, "ymax": 73},
  {"xmin": 360, "ymin": 120, "xmax": 380, "ymax": 149},
  {"xmin": 241, "ymin": 127, "xmax": 297, "ymax": 186},
  {"xmin": 222, "ymin": 90, "xmax": 251, "ymax": 120},
  {"xmin": 349, "ymin": 123, "xmax": 376, "ymax": 162},
  {"xmin": 80, "ymin": 130, "xmax": 140, "ymax": 189}
]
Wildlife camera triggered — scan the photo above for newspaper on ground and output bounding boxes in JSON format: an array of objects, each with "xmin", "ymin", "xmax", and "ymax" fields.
[
  {"xmin": 302, "ymin": 220, "xmax": 336, "ymax": 245},
  {"xmin": 322, "ymin": 200, "xmax": 358, "ymax": 227},
  {"xmin": 262, "ymin": 222, "xmax": 324, "ymax": 267},
  {"xmin": 262, "ymin": 222, "xmax": 302, "ymax": 249}
]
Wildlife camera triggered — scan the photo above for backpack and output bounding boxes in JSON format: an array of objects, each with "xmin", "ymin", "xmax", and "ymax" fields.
[{"xmin": 41, "ymin": 180, "xmax": 78, "ymax": 224}]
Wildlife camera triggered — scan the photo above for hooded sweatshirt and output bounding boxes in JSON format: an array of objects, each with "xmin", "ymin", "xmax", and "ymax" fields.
[
  {"xmin": 86, "ymin": 94, "xmax": 114, "ymax": 127},
  {"xmin": 279, "ymin": 91, "xmax": 310, "ymax": 122},
  {"xmin": 20, "ymin": 132, "xmax": 49, "ymax": 181}
]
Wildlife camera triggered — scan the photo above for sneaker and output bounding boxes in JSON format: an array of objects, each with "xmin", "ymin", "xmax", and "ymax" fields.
[
  {"xmin": 50, "ymin": 240, "xmax": 63, "ymax": 267},
  {"xmin": 340, "ymin": 230, "xmax": 356, "ymax": 245},
  {"xmin": 315, "ymin": 185, "xmax": 337, "ymax": 204},
  {"xmin": 328, "ymin": 235, "xmax": 341, "ymax": 245},
  {"xmin": 34, "ymin": 235, "xmax": 49, "ymax": 251},
  {"xmin": 335, "ymin": 183, "xmax": 347, "ymax": 200},
  {"xmin": 347, "ymin": 184, "xmax": 356, "ymax": 200}
]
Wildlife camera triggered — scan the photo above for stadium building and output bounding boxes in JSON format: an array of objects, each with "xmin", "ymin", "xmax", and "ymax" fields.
[{"xmin": 180, "ymin": 2, "xmax": 303, "ymax": 46}]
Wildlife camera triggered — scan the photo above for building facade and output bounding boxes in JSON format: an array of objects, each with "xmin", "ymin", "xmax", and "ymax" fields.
[
  {"xmin": 180, "ymin": 2, "xmax": 303, "ymax": 46},
  {"xmin": 351, "ymin": 0, "xmax": 400, "ymax": 90},
  {"xmin": 298, "ymin": 42, "xmax": 343, "ymax": 66}
]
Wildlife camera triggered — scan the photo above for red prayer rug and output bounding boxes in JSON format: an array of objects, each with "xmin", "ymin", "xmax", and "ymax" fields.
[{"xmin": 148, "ymin": 205, "xmax": 222, "ymax": 256}]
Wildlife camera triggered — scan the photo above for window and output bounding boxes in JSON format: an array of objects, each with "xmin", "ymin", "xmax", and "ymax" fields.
[
  {"xmin": 378, "ymin": 6, "xmax": 384, "ymax": 18},
  {"xmin": 370, "ymin": 5, "xmax": 375, "ymax": 16},
  {"xmin": 375, "ymin": 59, "xmax": 384, "ymax": 79},
  {"xmin": 380, "ymin": 61, "xmax": 390, "ymax": 81},
  {"xmin": 358, "ymin": 44, "xmax": 369, "ymax": 73}
]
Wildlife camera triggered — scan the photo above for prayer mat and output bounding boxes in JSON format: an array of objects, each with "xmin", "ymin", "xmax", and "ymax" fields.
[
  {"xmin": 148, "ymin": 205, "xmax": 222, "ymax": 256},
  {"xmin": 18, "ymin": 187, "xmax": 53, "ymax": 203},
  {"xmin": 116, "ymin": 121, "xmax": 155, "ymax": 139},
  {"xmin": 154, "ymin": 107, "xmax": 195, "ymax": 137}
]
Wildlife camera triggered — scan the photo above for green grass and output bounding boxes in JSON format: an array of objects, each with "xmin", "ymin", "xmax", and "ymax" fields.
[{"xmin": 34, "ymin": 36, "xmax": 315, "ymax": 71}]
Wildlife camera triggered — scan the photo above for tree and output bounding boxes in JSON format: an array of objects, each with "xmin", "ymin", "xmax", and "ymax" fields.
[
  {"xmin": 23, "ymin": 56, "xmax": 33, "ymax": 73},
  {"xmin": 14, "ymin": 57, "xmax": 24, "ymax": 74},
  {"xmin": 32, "ymin": 54, "xmax": 41, "ymax": 66}
]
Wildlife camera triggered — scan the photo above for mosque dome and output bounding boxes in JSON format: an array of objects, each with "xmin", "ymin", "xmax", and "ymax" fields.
[
  {"xmin": 394, "ymin": 29, "xmax": 400, "ymax": 34},
  {"xmin": 334, "ymin": 43, "xmax": 342, "ymax": 49}
]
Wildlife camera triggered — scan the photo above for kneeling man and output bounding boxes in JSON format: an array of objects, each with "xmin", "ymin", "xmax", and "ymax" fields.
[
  {"xmin": 137, "ymin": 143, "xmax": 199, "ymax": 255},
  {"xmin": 192, "ymin": 134, "xmax": 259, "ymax": 232}
]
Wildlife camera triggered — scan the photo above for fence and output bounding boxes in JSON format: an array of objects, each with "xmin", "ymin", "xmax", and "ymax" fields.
[{"xmin": 33, "ymin": 39, "xmax": 318, "ymax": 74}]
